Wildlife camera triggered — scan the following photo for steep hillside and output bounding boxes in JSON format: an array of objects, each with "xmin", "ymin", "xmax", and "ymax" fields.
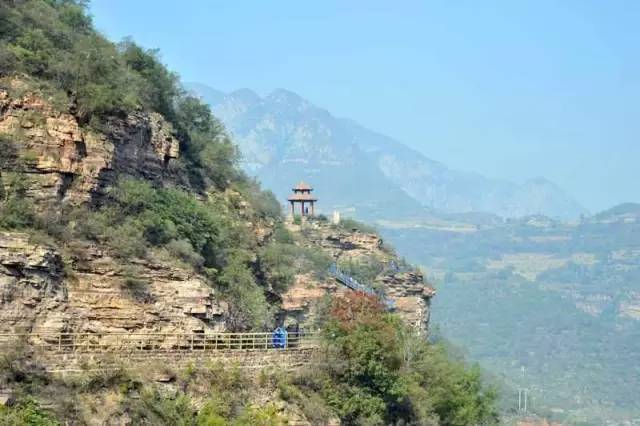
[
  {"xmin": 0, "ymin": 76, "xmax": 434, "ymax": 339},
  {"xmin": 189, "ymin": 83, "xmax": 587, "ymax": 220},
  {"xmin": 0, "ymin": 2, "xmax": 498, "ymax": 424}
]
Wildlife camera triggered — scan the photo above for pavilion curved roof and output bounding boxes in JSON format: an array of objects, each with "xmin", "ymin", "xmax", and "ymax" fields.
[
  {"xmin": 292, "ymin": 181, "xmax": 313, "ymax": 191},
  {"xmin": 287, "ymin": 193, "xmax": 318, "ymax": 202}
]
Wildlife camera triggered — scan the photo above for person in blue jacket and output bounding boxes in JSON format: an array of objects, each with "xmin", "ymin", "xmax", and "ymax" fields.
[{"xmin": 272, "ymin": 327, "xmax": 288, "ymax": 349}]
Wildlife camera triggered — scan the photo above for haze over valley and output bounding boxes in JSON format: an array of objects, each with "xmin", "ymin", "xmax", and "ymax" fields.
[{"xmin": 189, "ymin": 82, "xmax": 588, "ymax": 222}]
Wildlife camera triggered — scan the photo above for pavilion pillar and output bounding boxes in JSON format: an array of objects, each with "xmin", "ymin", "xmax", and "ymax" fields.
[
  {"xmin": 311, "ymin": 202, "xmax": 315, "ymax": 216},
  {"xmin": 290, "ymin": 201, "xmax": 294, "ymax": 217},
  {"xmin": 301, "ymin": 201, "xmax": 305, "ymax": 216}
]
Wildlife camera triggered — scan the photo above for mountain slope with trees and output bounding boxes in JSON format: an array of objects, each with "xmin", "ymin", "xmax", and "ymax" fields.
[{"xmin": 0, "ymin": 1, "xmax": 498, "ymax": 424}]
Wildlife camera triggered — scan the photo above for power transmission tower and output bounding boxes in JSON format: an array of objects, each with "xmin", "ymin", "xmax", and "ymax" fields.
[
  {"xmin": 517, "ymin": 388, "xmax": 529, "ymax": 412},
  {"xmin": 517, "ymin": 367, "xmax": 529, "ymax": 413}
]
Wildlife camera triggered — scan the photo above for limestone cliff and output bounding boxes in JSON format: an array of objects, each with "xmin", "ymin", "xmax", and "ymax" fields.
[
  {"xmin": 0, "ymin": 233, "xmax": 226, "ymax": 337},
  {"xmin": 281, "ymin": 221, "xmax": 435, "ymax": 333},
  {"xmin": 0, "ymin": 79, "xmax": 183, "ymax": 208},
  {"xmin": 0, "ymin": 82, "xmax": 433, "ymax": 343}
]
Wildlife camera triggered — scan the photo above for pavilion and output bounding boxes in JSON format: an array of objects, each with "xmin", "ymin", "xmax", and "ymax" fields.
[{"xmin": 287, "ymin": 181, "xmax": 318, "ymax": 217}]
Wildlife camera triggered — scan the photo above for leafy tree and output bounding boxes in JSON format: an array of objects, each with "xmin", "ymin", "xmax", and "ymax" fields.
[
  {"xmin": 173, "ymin": 95, "xmax": 240, "ymax": 189},
  {"xmin": 322, "ymin": 293, "xmax": 406, "ymax": 424},
  {"xmin": 337, "ymin": 256, "xmax": 384, "ymax": 284},
  {"xmin": 220, "ymin": 251, "xmax": 273, "ymax": 331},
  {"xmin": 119, "ymin": 38, "xmax": 179, "ymax": 119},
  {"xmin": 310, "ymin": 293, "xmax": 499, "ymax": 425},
  {"xmin": 258, "ymin": 242, "xmax": 297, "ymax": 293}
]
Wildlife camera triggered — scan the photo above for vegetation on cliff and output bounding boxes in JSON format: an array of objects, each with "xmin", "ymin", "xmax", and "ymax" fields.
[
  {"xmin": 0, "ymin": 1, "xmax": 499, "ymax": 424},
  {"xmin": 285, "ymin": 293, "xmax": 499, "ymax": 425},
  {"xmin": 0, "ymin": 294, "xmax": 498, "ymax": 425}
]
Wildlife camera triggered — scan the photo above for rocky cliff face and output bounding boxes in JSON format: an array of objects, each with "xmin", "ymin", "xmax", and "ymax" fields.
[
  {"xmin": 280, "ymin": 221, "xmax": 435, "ymax": 334},
  {"xmin": 0, "ymin": 232, "xmax": 226, "ymax": 339},
  {"xmin": 0, "ymin": 82, "xmax": 433, "ymax": 341},
  {"xmin": 0, "ymin": 79, "xmax": 183, "ymax": 209},
  {"xmin": 0, "ymin": 82, "xmax": 225, "ymax": 341}
]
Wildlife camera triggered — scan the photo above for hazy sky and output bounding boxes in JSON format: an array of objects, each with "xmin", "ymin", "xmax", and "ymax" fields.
[{"xmin": 90, "ymin": 0, "xmax": 639, "ymax": 212}]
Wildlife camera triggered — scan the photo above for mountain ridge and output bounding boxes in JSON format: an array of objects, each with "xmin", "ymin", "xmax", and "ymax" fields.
[{"xmin": 187, "ymin": 82, "xmax": 588, "ymax": 220}]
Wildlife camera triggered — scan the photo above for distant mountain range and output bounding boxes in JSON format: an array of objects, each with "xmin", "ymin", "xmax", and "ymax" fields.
[{"xmin": 187, "ymin": 83, "xmax": 587, "ymax": 220}]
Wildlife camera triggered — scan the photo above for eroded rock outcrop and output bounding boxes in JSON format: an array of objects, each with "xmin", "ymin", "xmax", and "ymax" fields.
[
  {"xmin": 0, "ymin": 84, "xmax": 226, "ymax": 341},
  {"xmin": 281, "ymin": 221, "xmax": 435, "ymax": 333},
  {"xmin": 0, "ymin": 81, "xmax": 182, "ymax": 207},
  {"xmin": 0, "ymin": 232, "xmax": 227, "ymax": 340},
  {"xmin": 0, "ymin": 233, "xmax": 66, "ymax": 334}
]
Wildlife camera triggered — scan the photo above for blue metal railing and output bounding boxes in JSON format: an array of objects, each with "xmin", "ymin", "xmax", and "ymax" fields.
[{"xmin": 328, "ymin": 264, "xmax": 395, "ymax": 310}]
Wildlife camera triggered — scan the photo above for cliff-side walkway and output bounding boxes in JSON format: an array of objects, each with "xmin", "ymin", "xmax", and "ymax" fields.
[{"xmin": 0, "ymin": 332, "xmax": 320, "ymax": 374}]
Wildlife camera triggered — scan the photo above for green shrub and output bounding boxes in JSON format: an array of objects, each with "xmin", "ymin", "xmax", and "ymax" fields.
[
  {"xmin": 258, "ymin": 242, "xmax": 297, "ymax": 293},
  {"xmin": 258, "ymin": 238, "xmax": 334, "ymax": 290},
  {"xmin": 0, "ymin": 196, "xmax": 36, "ymax": 230},
  {"xmin": 235, "ymin": 179, "xmax": 281, "ymax": 219},
  {"xmin": 130, "ymin": 390, "xmax": 195, "ymax": 426},
  {"xmin": 337, "ymin": 256, "xmax": 384, "ymax": 284},
  {"xmin": 300, "ymin": 247, "xmax": 333, "ymax": 280},
  {"xmin": 118, "ymin": 38, "xmax": 179, "ymax": 120},
  {"xmin": 335, "ymin": 218, "xmax": 377, "ymax": 234},
  {"xmin": 83, "ymin": 178, "xmax": 242, "ymax": 269},
  {"xmin": 0, "ymin": 136, "xmax": 37, "ymax": 230},
  {"xmin": 220, "ymin": 251, "xmax": 274, "ymax": 331},
  {"xmin": 272, "ymin": 223, "xmax": 294, "ymax": 244},
  {"xmin": 120, "ymin": 266, "xmax": 154, "ymax": 304},
  {"xmin": 234, "ymin": 404, "xmax": 285, "ymax": 426},
  {"xmin": 196, "ymin": 395, "xmax": 231, "ymax": 426},
  {"xmin": 0, "ymin": 398, "xmax": 59, "ymax": 425},
  {"xmin": 103, "ymin": 220, "xmax": 147, "ymax": 258},
  {"xmin": 166, "ymin": 238, "xmax": 205, "ymax": 268},
  {"xmin": 173, "ymin": 95, "xmax": 240, "ymax": 190}
]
